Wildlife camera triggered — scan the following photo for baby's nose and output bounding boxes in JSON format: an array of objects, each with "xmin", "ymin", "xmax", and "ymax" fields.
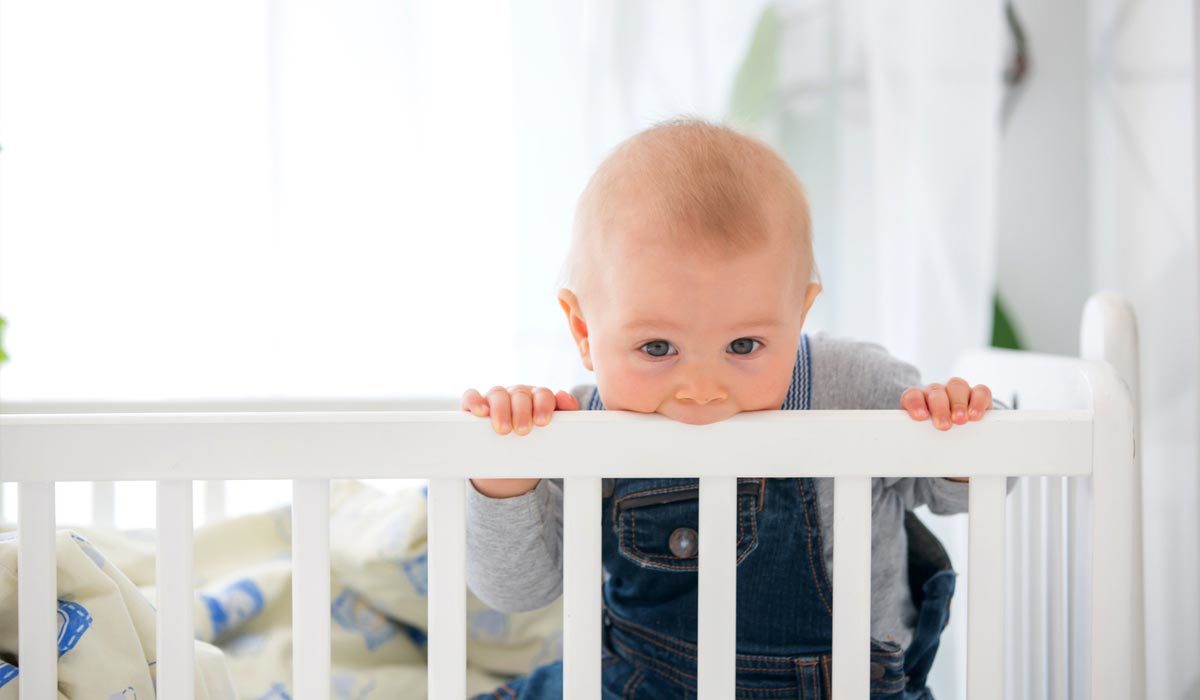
[{"xmin": 676, "ymin": 384, "xmax": 727, "ymax": 405}]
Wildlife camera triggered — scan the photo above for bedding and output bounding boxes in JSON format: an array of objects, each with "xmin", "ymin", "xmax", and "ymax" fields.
[{"xmin": 0, "ymin": 480, "xmax": 563, "ymax": 699}]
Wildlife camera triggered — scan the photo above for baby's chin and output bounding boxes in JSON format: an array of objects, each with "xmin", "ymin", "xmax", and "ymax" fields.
[{"xmin": 657, "ymin": 405, "xmax": 740, "ymax": 426}]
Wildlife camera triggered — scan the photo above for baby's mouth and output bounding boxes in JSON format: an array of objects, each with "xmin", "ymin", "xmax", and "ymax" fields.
[{"xmin": 666, "ymin": 405, "xmax": 734, "ymax": 426}]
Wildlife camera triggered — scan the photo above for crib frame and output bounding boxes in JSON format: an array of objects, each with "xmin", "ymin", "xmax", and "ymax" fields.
[{"xmin": 0, "ymin": 294, "xmax": 1142, "ymax": 699}]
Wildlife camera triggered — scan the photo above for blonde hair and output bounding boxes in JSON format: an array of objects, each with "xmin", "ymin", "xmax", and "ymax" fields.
[{"xmin": 559, "ymin": 118, "xmax": 818, "ymax": 304}]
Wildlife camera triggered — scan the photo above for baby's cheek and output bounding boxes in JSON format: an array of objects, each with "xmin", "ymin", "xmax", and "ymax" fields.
[{"xmin": 594, "ymin": 363, "xmax": 672, "ymax": 413}]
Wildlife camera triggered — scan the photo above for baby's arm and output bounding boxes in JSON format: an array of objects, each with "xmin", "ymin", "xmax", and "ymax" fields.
[
  {"xmin": 461, "ymin": 385, "xmax": 577, "ymax": 612},
  {"xmin": 461, "ymin": 385, "xmax": 580, "ymax": 498},
  {"xmin": 466, "ymin": 478, "xmax": 564, "ymax": 612}
]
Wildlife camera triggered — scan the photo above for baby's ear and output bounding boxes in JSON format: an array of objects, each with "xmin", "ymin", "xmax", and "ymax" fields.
[{"xmin": 557, "ymin": 288, "xmax": 593, "ymax": 371}]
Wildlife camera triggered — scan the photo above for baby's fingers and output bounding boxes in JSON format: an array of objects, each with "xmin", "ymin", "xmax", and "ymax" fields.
[
  {"xmin": 509, "ymin": 386, "xmax": 535, "ymax": 435},
  {"xmin": 461, "ymin": 388, "xmax": 489, "ymax": 417},
  {"xmin": 485, "ymin": 386, "xmax": 513, "ymax": 435},
  {"xmin": 946, "ymin": 377, "xmax": 971, "ymax": 424},
  {"xmin": 968, "ymin": 384, "xmax": 993, "ymax": 420},
  {"xmin": 900, "ymin": 387, "xmax": 929, "ymax": 420},
  {"xmin": 531, "ymin": 388, "xmax": 557, "ymax": 426},
  {"xmin": 555, "ymin": 390, "xmax": 581, "ymax": 412},
  {"xmin": 926, "ymin": 384, "xmax": 952, "ymax": 430}
]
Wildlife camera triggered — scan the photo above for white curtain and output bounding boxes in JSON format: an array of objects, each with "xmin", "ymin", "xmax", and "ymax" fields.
[{"xmin": 1086, "ymin": 0, "xmax": 1199, "ymax": 697}]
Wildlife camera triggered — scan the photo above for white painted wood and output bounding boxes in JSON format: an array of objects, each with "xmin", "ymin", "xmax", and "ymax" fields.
[
  {"xmin": 1046, "ymin": 476, "xmax": 1068, "ymax": 700},
  {"xmin": 1080, "ymin": 293, "xmax": 1144, "ymax": 698},
  {"xmin": 697, "ymin": 476, "xmax": 737, "ymax": 699},
  {"xmin": 563, "ymin": 477, "xmax": 602, "ymax": 700},
  {"xmin": 292, "ymin": 479, "xmax": 330, "ymax": 700},
  {"xmin": 0, "ymin": 411, "xmax": 1091, "ymax": 482},
  {"xmin": 831, "ymin": 476, "xmax": 870, "ymax": 699},
  {"xmin": 1085, "ymin": 362, "xmax": 1137, "ymax": 699},
  {"xmin": 17, "ymin": 481, "xmax": 56, "ymax": 700},
  {"xmin": 968, "ymin": 476, "xmax": 1006, "ymax": 700},
  {"xmin": 1067, "ymin": 474, "xmax": 1093, "ymax": 700},
  {"xmin": 204, "ymin": 480, "xmax": 227, "ymax": 524},
  {"xmin": 427, "ymin": 478, "xmax": 465, "ymax": 699},
  {"xmin": 0, "ymin": 481, "xmax": 6, "ymax": 523},
  {"xmin": 156, "ymin": 479, "xmax": 195, "ymax": 700},
  {"xmin": 1030, "ymin": 476, "xmax": 1046, "ymax": 698},
  {"xmin": 92, "ymin": 481, "xmax": 116, "ymax": 529}
]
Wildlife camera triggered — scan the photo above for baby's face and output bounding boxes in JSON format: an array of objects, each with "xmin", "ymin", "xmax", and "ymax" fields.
[{"xmin": 563, "ymin": 231, "xmax": 818, "ymax": 425}]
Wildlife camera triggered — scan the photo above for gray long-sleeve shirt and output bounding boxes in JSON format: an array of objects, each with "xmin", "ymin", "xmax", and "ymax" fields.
[{"xmin": 465, "ymin": 332, "xmax": 989, "ymax": 649}]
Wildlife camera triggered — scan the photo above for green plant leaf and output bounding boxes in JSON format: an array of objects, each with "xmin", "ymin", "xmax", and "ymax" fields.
[
  {"xmin": 727, "ymin": 3, "xmax": 781, "ymax": 130},
  {"xmin": 991, "ymin": 293, "xmax": 1023, "ymax": 350}
]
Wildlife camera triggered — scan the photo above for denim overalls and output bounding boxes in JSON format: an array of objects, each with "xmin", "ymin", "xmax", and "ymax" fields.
[{"xmin": 478, "ymin": 335, "xmax": 956, "ymax": 699}]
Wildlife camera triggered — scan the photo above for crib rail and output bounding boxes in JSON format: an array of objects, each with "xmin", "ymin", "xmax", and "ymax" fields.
[{"xmin": 0, "ymin": 361, "xmax": 1134, "ymax": 699}]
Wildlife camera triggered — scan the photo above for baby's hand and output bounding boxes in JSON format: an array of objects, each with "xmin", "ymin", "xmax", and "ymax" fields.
[
  {"xmin": 461, "ymin": 385, "xmax": 581, "ymax": 436},
  {"xmin": 900, "ymin": 377, "xmax": 992, "ymax": 431}
]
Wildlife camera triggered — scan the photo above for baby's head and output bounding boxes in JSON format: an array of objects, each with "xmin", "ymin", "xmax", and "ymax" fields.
[{"xmin": 558, "ymin": 119, "xmax": 822, "ymax": 425}]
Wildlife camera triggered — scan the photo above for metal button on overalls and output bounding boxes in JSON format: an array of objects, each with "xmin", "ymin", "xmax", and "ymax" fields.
[{"xmin": 668, "ymin": 527, "xmax": 698, "ymax": 558}]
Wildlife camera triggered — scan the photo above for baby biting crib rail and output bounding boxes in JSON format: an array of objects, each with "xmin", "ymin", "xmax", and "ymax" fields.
[{"xmin": 0, "ymin": 295, "xmax": 1142, "ymax": 700}]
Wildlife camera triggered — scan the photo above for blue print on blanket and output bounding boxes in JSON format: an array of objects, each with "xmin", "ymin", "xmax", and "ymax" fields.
[
  {"xmin": 331, "ymin": 588, "xmax": 400, "ymax": 652},
  {"xmin": 58, "ymin": 599, "xmax": 92, "ymax": 656},
  {"xmin": 401, "ymin": 551, "xmax": 428, "ymax": 596},
  {"xmin": 107, "ymin": 686, "xmax": 138, "ymax": 699},
  {"xmin": 71, "ymin": 532, "xmax": 107, "ymax": 569},
  {"xmin": 256, "ymin": 684, "xmax": 292, "ymax": 700},
  {"xmin": 404, "ymin": 624, "xmax": 427, "ymax": 649},
  {"xmin": 0, "ymin": 660, "xmax": 17, "ymax": 689},
  {"xmin": 201, "ymin": 578, "xmax": 265, "ymax": 638},
  {"xmin": 332, "ymin": 672, "xmax": 377, "ymax": 699},
  {"xmin": 468, "ymin": 608, "xmax": 509, "ymax": 641}
]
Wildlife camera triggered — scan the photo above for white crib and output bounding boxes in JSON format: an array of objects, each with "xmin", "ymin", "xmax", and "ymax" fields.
[{"xmin": 0, "ymin": 293, "xmax": 1143, "ymax": 700}]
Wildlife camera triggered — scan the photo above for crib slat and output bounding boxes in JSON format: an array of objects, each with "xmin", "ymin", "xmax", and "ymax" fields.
[
  {"xmin": 18, "ymin": 481, "xmax": 57, "ymax": 700},
  {"xmin": 968, "ymin": 476, "xmax": 1006, "ymax": 700},
  {"xmin": 292, "ymin": 479, "xmax": 330, "ymax": 700},
  {"xmin": 697, "ymin": 476, "xmax": 737, "ymax": 699},
  {"xmin": 427, "ymin": 478, "xmax": 466, "ymax": 699},
  {"xmin": 156, "ymin": 479, "xmax": 195, "ymax": 700},
  {"xmin": 563, "ymin": 477, "xmax": 602, "ymax": 699},
  {"xmin": 1047, "ymin": 476, "xmax": 1069, "ymax": 699},
  {"xmin": 831, "ymin": 476, "xmax": 871, "ymax": 698}
]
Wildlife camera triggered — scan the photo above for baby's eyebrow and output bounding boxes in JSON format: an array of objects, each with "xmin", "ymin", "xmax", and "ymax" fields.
[{"xmin": 622, "ymin": 318, "xmax": 783, "ymax": 332}]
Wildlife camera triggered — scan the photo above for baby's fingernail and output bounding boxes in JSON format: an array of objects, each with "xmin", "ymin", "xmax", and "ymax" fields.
[
  {"xmin": 969, "ymin": 409, "xmax": 980, "ymax": 419},
  {"xmin": 500, "ymin": 421, "xmax": 511, "ymax": 432},
  {"xmin": 954, "ymin": 410, "xmax": 965, "ymax": 421},
  {"xmin": 534, "ymin": 414, "xmax": 547, "ymax": 426},
  {"xmin": 916, "ymin": 409, "xmax": 927, "ymax": 419}
]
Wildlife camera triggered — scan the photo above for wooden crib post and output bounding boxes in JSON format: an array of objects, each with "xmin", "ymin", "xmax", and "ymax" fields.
[
  {"xmin": 427, "ymin": 477, "xmax": 466, "ymax": 699},
  {"xmin": 17, "ymin": 481, "xmax": 56, "ymax": 700},
  {"xmin": 697, "ymin": 476, "xmax": 738, "ymax": 699},
  {"xmin": 1085, "ymin": 361, "xmax": 1137, "ymax": 699},
  {"xmin": 968, "ymin": 475, "xmax": 1007, "ymax": 700},
  {"xmin": 156, "ymin": 479, "xmax": 196, "ymax": 700},
  {"xmin": 831, "ymin": 476, "xmax": 872, "ymax": 698},
  {"xmin": 563, "ymin": 477, "xmax": 602, "ymax": 699},
  {"xmin": 292, "ymin": 479, "xmax": 331, "ymax": 700}
]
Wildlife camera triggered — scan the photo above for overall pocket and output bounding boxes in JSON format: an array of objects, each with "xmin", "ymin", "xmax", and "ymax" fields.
[{"xmin": 613, "ymin": 479, "xmax": 762, "ymax": 572}]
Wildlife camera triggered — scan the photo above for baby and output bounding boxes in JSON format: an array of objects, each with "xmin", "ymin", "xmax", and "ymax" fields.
[{"xmin": 461, "ymin": 119, "xmax": 993, "ymax": 699}]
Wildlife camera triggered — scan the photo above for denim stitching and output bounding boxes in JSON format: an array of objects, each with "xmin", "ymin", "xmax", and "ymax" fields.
[
  {"xmin": 618, "ymin": 489, "xmax": 757, "ymax": 571},
  {"xmin": 798, "ymin": 479, "xmax": 833, "ymax": 617},
  {"xmin": 622, "ymin": 669, "xmax": 643, "ymax": 699}
]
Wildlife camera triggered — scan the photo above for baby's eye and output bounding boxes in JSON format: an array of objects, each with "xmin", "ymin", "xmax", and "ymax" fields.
[
  {"xmin": 728, "ymin": 338, "xmax": 761, "ymax": 355},
  {"xmin": 640, "ymin": 340, "xmax": 677, "ymax": 358}
]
